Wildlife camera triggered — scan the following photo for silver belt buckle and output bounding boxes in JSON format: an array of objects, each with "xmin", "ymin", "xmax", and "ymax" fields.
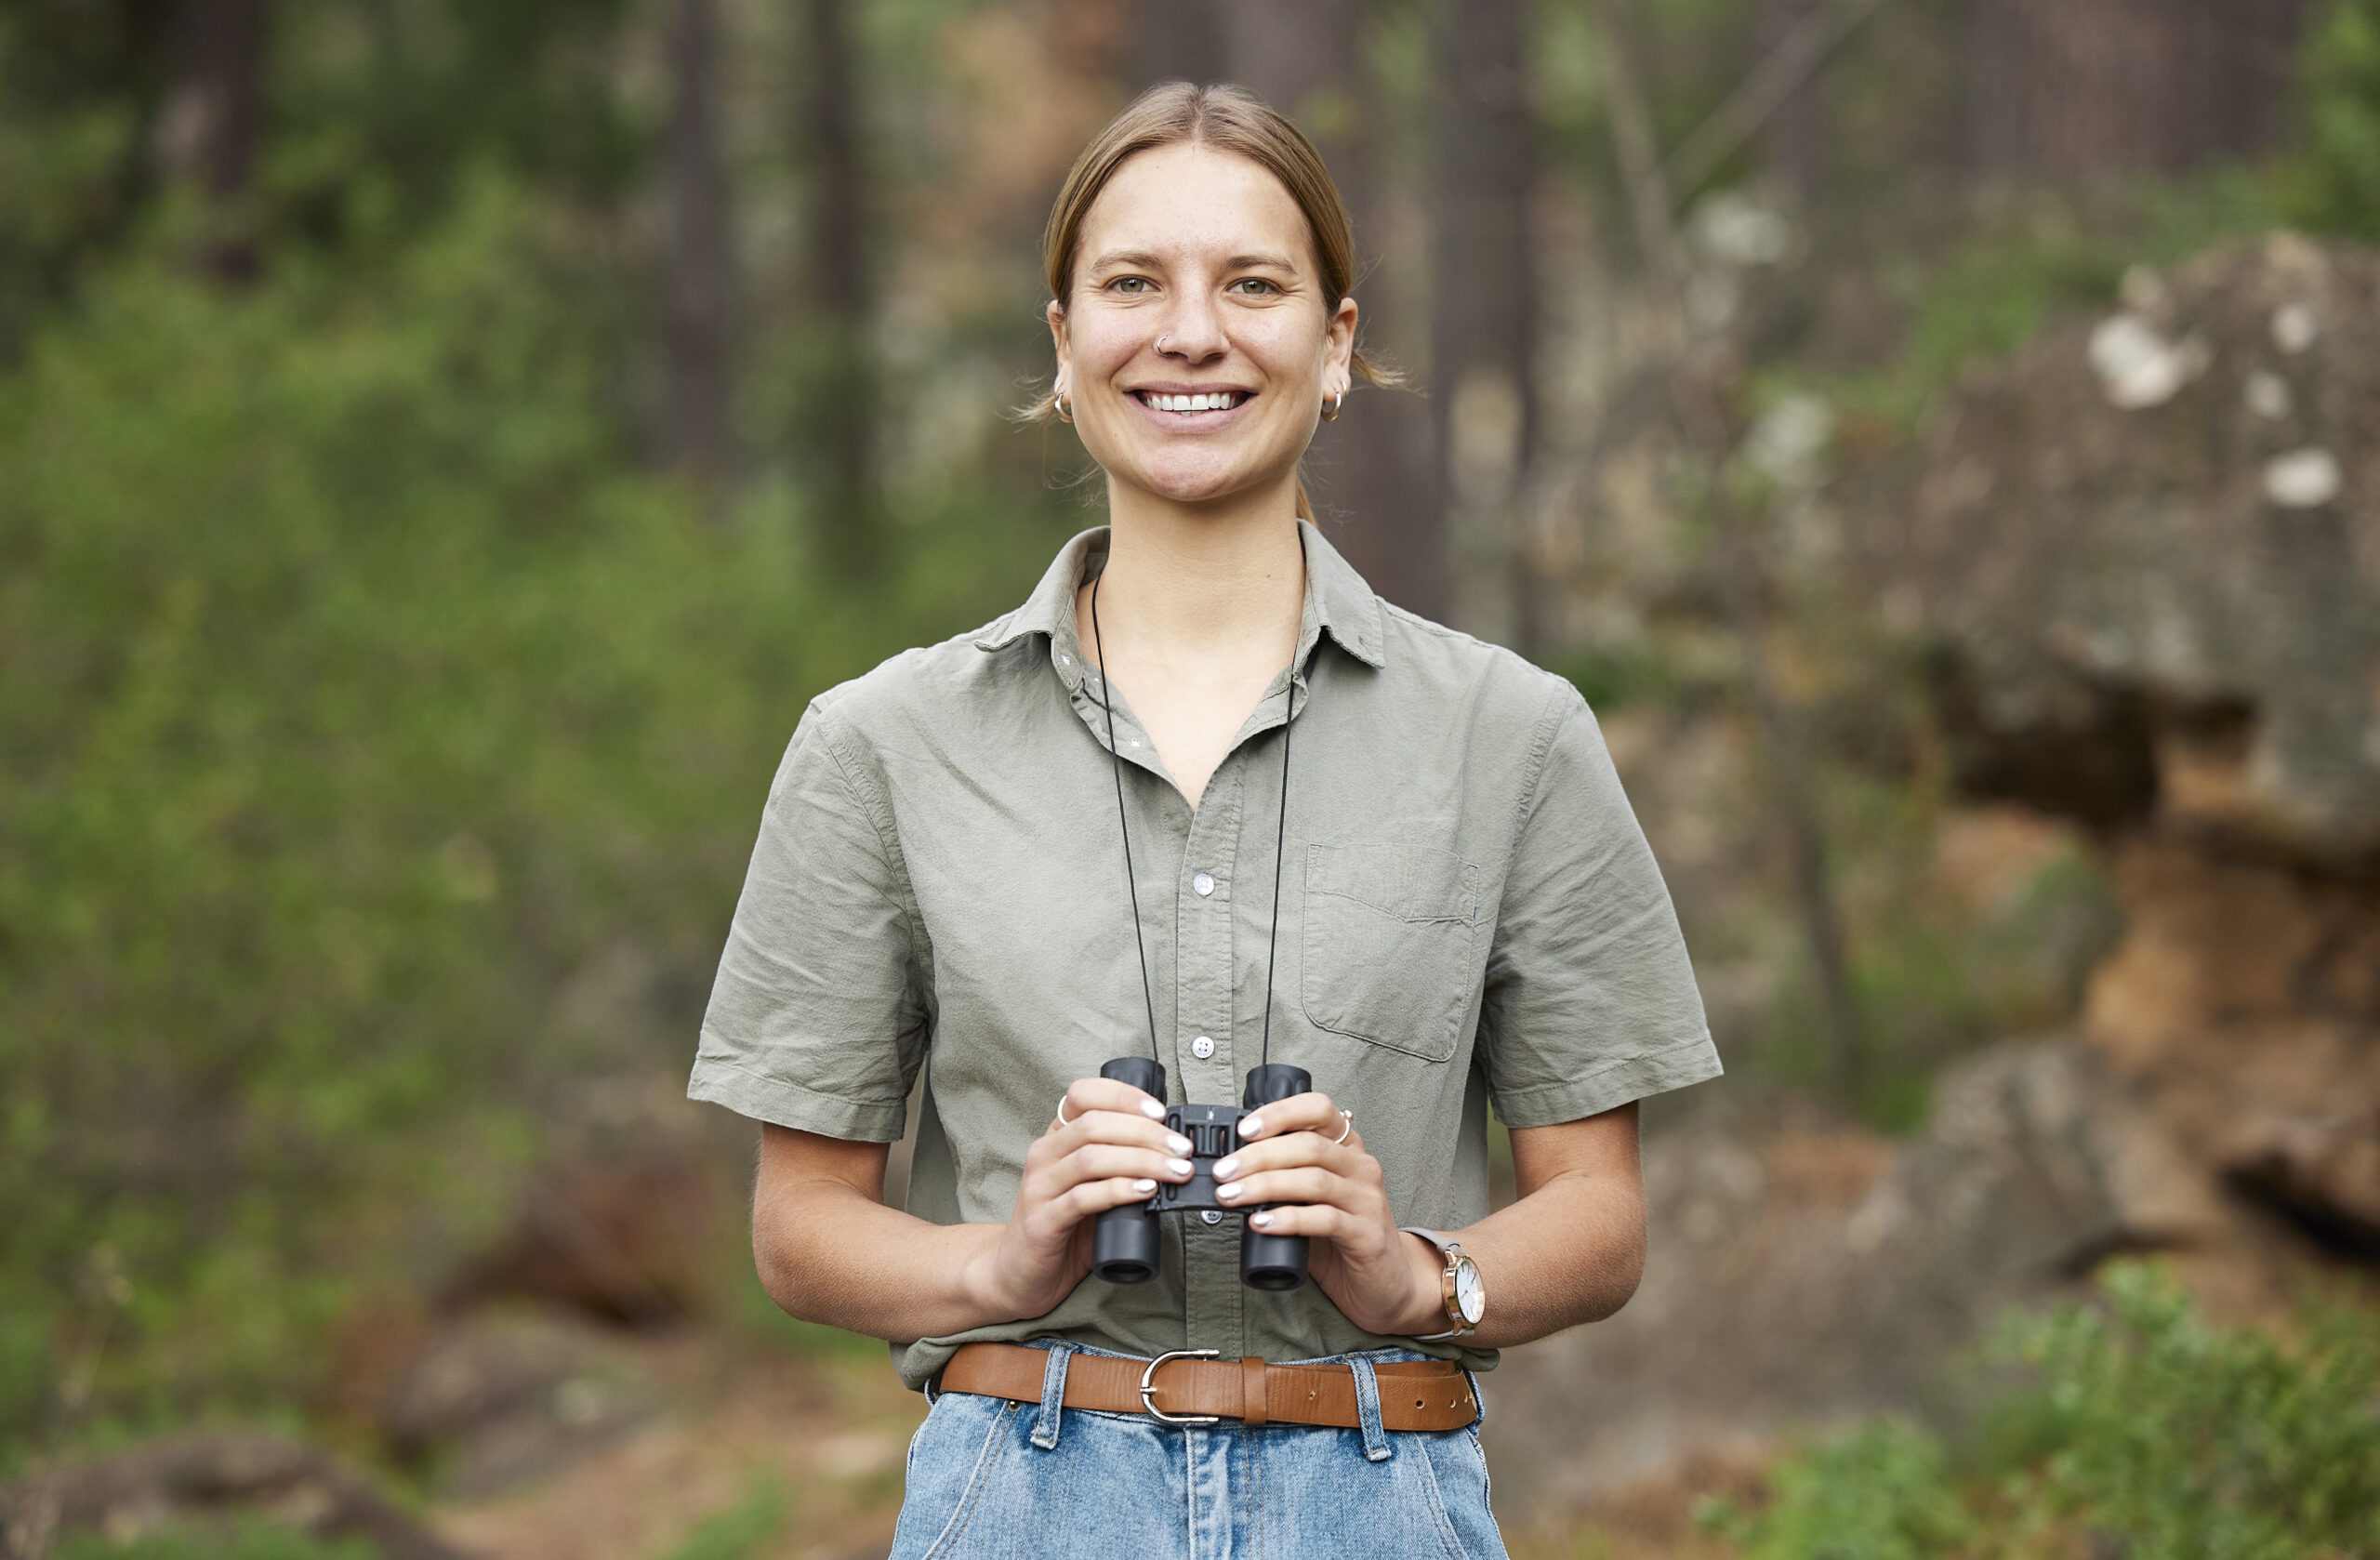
[{"xmin": 1139, "ymin": 1348, "xmax": 1222, "ymax": 1424}]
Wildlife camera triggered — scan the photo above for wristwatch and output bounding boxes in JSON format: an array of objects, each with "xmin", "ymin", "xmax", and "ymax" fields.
[{"xmin": 1401, "ymin": 1227, "xmax": 1486, "ymax": 1340}]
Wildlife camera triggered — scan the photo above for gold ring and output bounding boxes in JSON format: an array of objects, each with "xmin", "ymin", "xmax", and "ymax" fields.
[{"xmin": 1332, "ymin": 1108, "xmax": 1354, "ymax": 1145}]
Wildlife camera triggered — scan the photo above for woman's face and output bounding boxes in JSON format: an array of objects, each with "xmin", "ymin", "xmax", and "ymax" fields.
[{"xmin": 1050, "ymin": 142, "xmax": 1356, "ymax": 513}]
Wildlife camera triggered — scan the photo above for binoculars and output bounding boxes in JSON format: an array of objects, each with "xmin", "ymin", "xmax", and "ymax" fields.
[{"xmin": 1091, "ymin": 1056, "xmax": 1312, "ymax": 1291}]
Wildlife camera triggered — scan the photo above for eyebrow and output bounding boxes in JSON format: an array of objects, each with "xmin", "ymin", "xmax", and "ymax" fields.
[{"xmin": 1083, "ymin": 249, "xmax": 1303, "ymax": 274}]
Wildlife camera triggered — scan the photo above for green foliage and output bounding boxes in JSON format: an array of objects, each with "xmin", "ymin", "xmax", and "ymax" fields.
[
  {"xmin": 2288, "ymin": 0, "xmax": 2380, "ymax": 239},
  {"xmin": 54, "ymin": 1523, "xmax": 372, "ymax": 1560},
  {"xmin": 1729, "ymin": 1420, "xmax": 1974, "ymax": 1560},
  {"xmin": 659, "ymin": 1476, "xmax": 791, "ymax": 1560},
  {"xmin": 1828, "ymin": 173, "xmax": 2282, "ymax": 435},
  {"xmin": 1993, "ymin": 1264, "xmax": 2380, "ymax": 1558},
  {"xmin": 0, "ymin": 171, "xmax": 1072, "ymax": 1461},
  {"xmin": 1721, "ymin": 1264, "xmax": 2380, "ymax": 1560}
]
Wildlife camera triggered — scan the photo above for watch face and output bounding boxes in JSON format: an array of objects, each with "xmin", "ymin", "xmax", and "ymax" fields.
[{"xmin": 1454, "ymin": 1260, "xmax": 1486, "ymax": 1325}]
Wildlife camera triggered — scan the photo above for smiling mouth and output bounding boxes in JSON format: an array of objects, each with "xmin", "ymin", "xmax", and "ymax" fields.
[{"xmin": 1133, "ymin": 390, "xmax": 1250, "ymax": 414}]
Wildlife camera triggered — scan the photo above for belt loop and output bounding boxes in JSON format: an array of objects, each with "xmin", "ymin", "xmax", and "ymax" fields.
[
  {"xmin": 1030, "ymin": 1342, "xmax": 1075, "ymax": 1450},
  {"xmin": 1348, "ymin": 1356, "xmax": 1392, "ymax": 1462}
]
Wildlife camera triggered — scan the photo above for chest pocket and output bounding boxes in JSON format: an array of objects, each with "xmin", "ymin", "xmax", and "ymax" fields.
[{"xmin": 1300, "ymin": 841, "xmax": 1484, "ymax": 1063}]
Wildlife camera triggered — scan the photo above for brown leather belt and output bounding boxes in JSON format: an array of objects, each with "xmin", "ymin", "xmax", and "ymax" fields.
[{"xmin": 936, "ymin": 1342, "xmax": 1477, "ymax": 1433}]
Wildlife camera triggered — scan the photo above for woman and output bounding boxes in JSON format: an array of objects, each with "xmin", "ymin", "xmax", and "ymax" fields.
[{"xmin": 689, "ymin": 83, "xmax": 1720, "ymax": 1558}]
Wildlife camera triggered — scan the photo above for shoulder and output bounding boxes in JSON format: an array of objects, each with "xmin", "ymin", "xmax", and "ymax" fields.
[
  {"xmin": 791, "ymin": 616, "xmax": 1049, "ymax": 788},
  {"xmin": 1371, "ymin": 601, "xmax": 1586, "ymax": 739}
]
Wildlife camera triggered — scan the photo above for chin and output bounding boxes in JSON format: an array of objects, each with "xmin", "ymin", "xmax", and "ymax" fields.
[{"xmin": 1119, "ymin": 452, "xmax": 1277, "ymax": 509}]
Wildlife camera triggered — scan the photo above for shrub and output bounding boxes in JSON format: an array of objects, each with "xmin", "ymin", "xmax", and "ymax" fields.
[{"xmin": 1722, "ymin": 1263, "xmax": 2380, "ymax": 1559}]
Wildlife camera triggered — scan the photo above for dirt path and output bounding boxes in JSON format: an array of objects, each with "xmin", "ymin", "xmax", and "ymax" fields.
[{"xmin": 430, "ymin": 1340, "xmax": 926, "ymax": 1560}]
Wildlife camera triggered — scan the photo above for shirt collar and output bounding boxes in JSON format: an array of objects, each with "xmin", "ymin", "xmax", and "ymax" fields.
[{"xmin": 972, "ymin": 520, "xmax": 1387, "ymax": 672}]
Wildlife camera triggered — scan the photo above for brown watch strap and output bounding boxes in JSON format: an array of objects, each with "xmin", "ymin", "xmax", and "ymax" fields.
[{"xmin": 937, "ymin": 1342, "xmax": 1477, "ymax": 1433}]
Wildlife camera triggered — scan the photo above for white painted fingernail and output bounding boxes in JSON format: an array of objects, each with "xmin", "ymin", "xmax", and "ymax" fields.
[
  {"xmin": 1250, "ymin": 1211, "xmax": 1274, "ymax": 1228},
  {"xmin": 1241, "ymin": 1116, "xmax": 1265, "ymax": 1137},
  {"xmin": 1214, "ymin": 1157, "xmax": 1240, "ymax": 1180},
  {"xmin": 1167, "ymin": 1158, "xmax": 1194, "ymax": 1176},
  {"xmin": 1215, "ymin": 1182, "xmax": 1241, "ymax": 1201},
  {"xmin": 1168, "ymin": 1134, "xmax": 1193, "ymax": 1155},
  {"xmin": 1140, "ymin": 1099, "xmax": 1166, "ymax": 1119},
  {"xmin": 1133, "ymin": 1178, "xmax": 1157, "ymax": 1193}
]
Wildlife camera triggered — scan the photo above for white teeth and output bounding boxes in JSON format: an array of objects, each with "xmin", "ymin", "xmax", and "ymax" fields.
[{"xmin": 1146, "ymin": 392, "xmax": 1239, "ymax": 412}]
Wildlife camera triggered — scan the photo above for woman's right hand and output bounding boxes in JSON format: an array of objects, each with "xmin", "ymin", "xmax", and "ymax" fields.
[{"xmin": 961, "ymin": 1077, "xmax": 1195, "ymax": 1321}]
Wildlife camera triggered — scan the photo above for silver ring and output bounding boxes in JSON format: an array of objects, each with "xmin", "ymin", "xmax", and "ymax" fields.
[
  {"xmin": 1140, "ymin": 1349, "xmax": 1222, "ymax": 1424},
  {"xmin": 1056, "ymin": 1094, "xmax": 1078, "ymax": 1126},
  {"xmin": 1332, "ymin": 1108, "xmax": 1354, "ymax": 1145},
  {"xmin": 1157, "ymin": 333, "xmax": 1171, "ymax": 351}
]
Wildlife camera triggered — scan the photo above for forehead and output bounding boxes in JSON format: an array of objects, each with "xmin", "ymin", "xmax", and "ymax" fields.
[{"xmin": 1077, "ymin": 142, "xmax": 1316, "ymax": 272}]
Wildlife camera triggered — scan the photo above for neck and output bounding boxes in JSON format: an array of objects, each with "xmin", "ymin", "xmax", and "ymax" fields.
[{"xmin": 1094, "ymin": 473, "xmax": 1305, "ymax": 658}]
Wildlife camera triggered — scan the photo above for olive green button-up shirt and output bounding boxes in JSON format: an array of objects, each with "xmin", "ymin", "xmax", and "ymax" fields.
[{"xmin": 690, "ymin": 522, "xmax": 1719, "ymax": 1389}]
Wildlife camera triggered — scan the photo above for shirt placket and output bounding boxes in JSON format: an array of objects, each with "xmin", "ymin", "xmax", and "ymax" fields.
[{"xmin": 1174, "ymin": 750, "xmax": 1247, "ymax": 1357}]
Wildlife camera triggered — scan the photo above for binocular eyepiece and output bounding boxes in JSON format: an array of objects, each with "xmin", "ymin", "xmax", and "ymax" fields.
[{"xmin": 1091, "ymin": 1056, "xmax": 1312, "ymax": 1291}]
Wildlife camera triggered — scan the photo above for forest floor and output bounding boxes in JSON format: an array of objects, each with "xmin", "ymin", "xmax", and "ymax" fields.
[
  {"xmin": 414, "ymin": 1315, "xmax": 1749, "ymax": 1560},
  {"xmin": 425, "ymin": 1329, "xmax": 924, "ymax": 1560}
]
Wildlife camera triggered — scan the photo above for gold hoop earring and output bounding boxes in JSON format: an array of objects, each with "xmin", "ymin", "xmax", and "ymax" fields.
[
  {"xmin": 1320, "ymin": 390, "xmax": 1344, "ymax": 421},
  {"xmin": 1054, "ymin": 392, "xmax": 1074, "ymax": 424}
]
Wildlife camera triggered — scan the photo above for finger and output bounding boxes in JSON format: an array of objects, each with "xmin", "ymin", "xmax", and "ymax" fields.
[
  {"xmin": 1059, "ymin": 1143, "xmax": 1196, "ymax": 1186},
  {"xmin": 1239, "ymin": 1202, "xmax": 1359, "ymax": 1240},
  {"xmin": 1212, "ymin": 1165, "xmax": 1358, "ymax": 1210},
  {"xmin": 1050, "ymin": 1174, "xmax": 1165, "ymax": 1223},
  {"xmin": 1061, "ymin": 1077, "xmax": 1170, "ymax": 1124},
  {"xmin": 1210, "ymin": 1129, "xmax": 1370, "ymax": 1182},
  {"xmin": 1236, "ymin": 1091, "xmax": 1343, "ymax": 1140},
  {"xmin": 1051, "ymin": 1110, "xmax": 1194, "ymax": 1158}
]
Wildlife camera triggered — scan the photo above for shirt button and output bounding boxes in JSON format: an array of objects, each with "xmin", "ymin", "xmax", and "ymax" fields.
[
  {"xmin": 1191, "ymin": 1036, "xmax": 1215, "ymax": 1059},
  {"xmin": 1193, "ymin": 872, "xmax": 1214, "ymax": 896},
  {"xmin": 1200, "ymin": 1210, "xmax": 1223, "ymax": 1225}
]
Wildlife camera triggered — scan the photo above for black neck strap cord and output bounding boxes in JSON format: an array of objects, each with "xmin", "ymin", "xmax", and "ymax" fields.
[{"xmin": 1088, "ymin": 569, "xmax": 1297, "ymax": 1072}]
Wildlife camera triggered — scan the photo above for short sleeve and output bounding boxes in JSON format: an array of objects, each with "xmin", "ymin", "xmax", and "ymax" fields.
[
  {"xmin": 687, "ymin": 703, "xmax": 930, "ymax": 1141},
  {"xmin": 1477, "ymin": 686, "xmax": 1720, "ymax": 1129}
]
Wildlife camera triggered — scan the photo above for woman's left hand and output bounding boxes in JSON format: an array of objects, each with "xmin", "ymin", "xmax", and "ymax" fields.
[{"xmin": 1210, "ymin": 1092, "xmax": 1442, "ymax": 1337}]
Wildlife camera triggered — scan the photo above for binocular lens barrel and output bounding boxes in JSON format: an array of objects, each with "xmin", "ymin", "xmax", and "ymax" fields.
[
  {"xmin": 1239, "ymin": 1064, "xmax": 1311, "ymax": 1291},
  {"xmin": 1092, "ymin": 1056, "xmax": 1166, "ymax": 1284}
]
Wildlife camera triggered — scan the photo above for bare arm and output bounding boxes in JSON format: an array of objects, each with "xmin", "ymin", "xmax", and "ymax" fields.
[
  {"xmin": 752, "ymin": 1077, "xmax": 1198, "ymax": 1341},
  {"xmin": 754, "ymin": 1090, "xmax": 1645, "ymax": 1349},
  {"xmin": 1213, "ymin": 1093, "xmax": 1645, "ymax": 1349},
  {"xmin": 752, "ymin": 1127, "xmax": 1000, "ymax": 1340},
  {"xmin": 1441, "ymin": 1103, "xmax": 1646, "ymax": 1347}
]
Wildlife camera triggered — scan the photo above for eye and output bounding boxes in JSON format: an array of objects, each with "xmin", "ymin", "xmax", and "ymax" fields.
[
  {"xmin": 1106, "ymin": 276, "xmax": 1153, "ymax": 295},
  {"xmin": 1230, "ymin": 278, "xmax": 1279, "ymax": 296}
]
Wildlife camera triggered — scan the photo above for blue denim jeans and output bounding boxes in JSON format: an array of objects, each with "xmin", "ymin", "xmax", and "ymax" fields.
[{"xmin": 889, "ymin": 1343, "xmax": 1508, "ymax": 1559}]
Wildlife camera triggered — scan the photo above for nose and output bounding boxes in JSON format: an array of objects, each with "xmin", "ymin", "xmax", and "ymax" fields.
[{"xmin": 1155, "ymin": 291, "xmax": 1227, "ymax": 364}]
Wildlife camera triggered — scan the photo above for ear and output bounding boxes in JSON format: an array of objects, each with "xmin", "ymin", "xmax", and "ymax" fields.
[
  {"xmin": 1047, "ymin": 299, "xmax": 1071, "ymax": 396},
  {"xmin": 1324, "ymin": 295, "xmax": 1358, "ymax": 399}
]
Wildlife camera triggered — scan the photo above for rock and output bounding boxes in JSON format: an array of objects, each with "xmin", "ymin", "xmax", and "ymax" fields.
[
  {"xmin": 1880, "ymin": 231, "xmax": 2380, "ymax": 1264},
  {"xmin": 1479, "ymin": 1038, "xmax": 2270, "ymax": 1521},
  {"xmin": 0, "ymin": 1429, "xmax": 469, "ymax": 1560},
  {"xmin": 1894, "ymin": 232, "xmax": 2380, "ymax": 854},
  {"xmin": 438, "ymin": 1104, "xmax": 733, "ymax": 1328},
  {"xmin": 2082, "ymin": 833, "xmax": 2380, "ymax": 1249},
  {"xmin": 383, "ymin": 1307, "xmax": 666, "ymax": 1500}
]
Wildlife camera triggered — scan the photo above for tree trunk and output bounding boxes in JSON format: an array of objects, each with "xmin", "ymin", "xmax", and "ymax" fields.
[
  {"xmin": 1119, "ymin": 0, "xmax": 1451, "ymax": 621},
  {"xmin": 1969, "ymin": 0, "xmax": 2313, "ymax": 177},
  {"xmin": 800, "ymin": 0, "xmax": 881, "ymax": 578},
  {"xmin": 1755, "ymin": 0, "xmax": 1828, "ymax": 201},
  {"xmin": 153, "ymin": 0, "xmax": 270, "ymax": 281},
  {"xmin": 1428, "ymin": 0, "xmax": 1535, "ymax": 646},
  {"xmin": 664, "ymin": 0, "xmax": 735, "ymax": 513},
  {"xmin": 1126, "ymin": 0, "xmax": 1228, "ymax": 88}
]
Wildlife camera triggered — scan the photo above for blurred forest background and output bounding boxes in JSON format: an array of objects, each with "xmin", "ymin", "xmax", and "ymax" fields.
[{"xmin": 5, "ymin": 0, "xmax": 2380, "ymax": 1556}]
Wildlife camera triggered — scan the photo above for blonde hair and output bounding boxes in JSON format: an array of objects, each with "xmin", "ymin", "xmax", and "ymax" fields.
[{"xmin": 1028, "ymin": 81, "xmax": 1400, "ymax": 521}]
